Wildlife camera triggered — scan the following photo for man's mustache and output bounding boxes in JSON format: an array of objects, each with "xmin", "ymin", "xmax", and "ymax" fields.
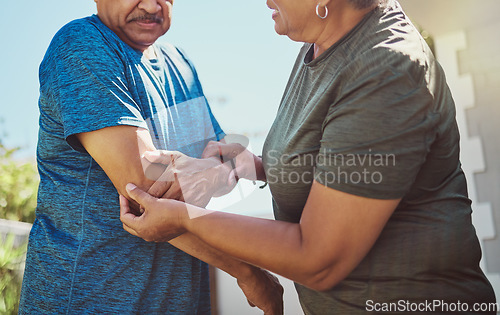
[{"xmin": 128, "ymin": 14, "xmax": 163, "ymax": 23}]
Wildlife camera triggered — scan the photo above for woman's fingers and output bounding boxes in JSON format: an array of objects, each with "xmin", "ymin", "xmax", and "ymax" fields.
[
  {"xmin": 119, "ymin": 195, "xmax": 141, "ymax": 235},
  {"xmin": 122, "ymin": 222, "xmax": 140, "ymax": 237},
  {"xmin": 201, "ymin": 141, "xmax": 221, "ymax": 159},
  {"xmin": 125, "ymin": 183, "xmax": 157, "ymax": 207},
  {"xmin": 202, "ymin": 141, "xmax": 245, "ymax": 163},
  {"xmin": 147, "ymin": 176, "xmax": 174, "ymax": 198},
  {"xmin": 161, "ymin": 174, "xmax": 185, "ymax": 201},
  {"xmin": 143, "ymin": 150, "xmax": 180, "ymax": 164}
]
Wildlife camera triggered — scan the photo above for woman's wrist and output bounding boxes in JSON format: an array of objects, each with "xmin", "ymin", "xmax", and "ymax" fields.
[
  {"xmin": 175, "ymin": 199, "xmax": 215, "ymax": 233},
  {"xmin": 167, "ymin": 198, "xmax": 192, "ymax": 234},
  {"xmin": 254, "ymin": 155, "xmax": 267, "ymax": 182}
]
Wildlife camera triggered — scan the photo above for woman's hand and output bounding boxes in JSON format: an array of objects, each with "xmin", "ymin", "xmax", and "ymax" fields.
[
  {"xmin": 142, "ymin": 150, "xmax": 237, "ymax": 207},
  {"xmin": 120, "ymin": 183, "xmax": 188, "ymax": 242},
  {"xmin": 202, "ymin": 140, "xmax": 263, "ymax": 182}
]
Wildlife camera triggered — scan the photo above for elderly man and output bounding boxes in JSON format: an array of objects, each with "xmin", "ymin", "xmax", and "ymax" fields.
[{"xmin": 19, "ymin": 0, "xmax": 282, "ymax": 313}]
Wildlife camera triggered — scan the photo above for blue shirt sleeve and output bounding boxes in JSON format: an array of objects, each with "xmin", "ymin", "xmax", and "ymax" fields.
[{"xmin": 40, "ymin": 19, "xmax": 148, "ymax": 152}]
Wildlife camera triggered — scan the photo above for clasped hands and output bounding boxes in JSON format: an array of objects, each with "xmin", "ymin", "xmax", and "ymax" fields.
[
  {"xmin": 142, "ymin": 149, "xmax": 234, "ymax": 209},
  {"xmin": 142, "ymin": 140, "xmax": 257, "ymax": 208},
  {"xmin": 120, "ymin": 140, "xmax": 257, "ymax": 241}
]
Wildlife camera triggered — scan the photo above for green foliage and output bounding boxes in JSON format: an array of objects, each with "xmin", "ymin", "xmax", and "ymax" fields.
[
  {"xmin": 0, "ymin": 234, "xmax": 27, "ymax": 314},
  {"xmin": 0, "ymin": 135, "xmax": 35, "ymax": 313},
  {"xmin": 411, "ymin": 22, "xmax": 436, "ymax": 56},
  {"xmin": 420, "ymin": 28, "xmax": 435, "ymax": 56},
  {"xmin": 0, "ymin": 143, "xmax": 38, "ymax": 224}
]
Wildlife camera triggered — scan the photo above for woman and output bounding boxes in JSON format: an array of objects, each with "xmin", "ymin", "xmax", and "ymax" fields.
[{"xmin": 120, "ymin": 0, "xmax": 497, "ymax": 313}]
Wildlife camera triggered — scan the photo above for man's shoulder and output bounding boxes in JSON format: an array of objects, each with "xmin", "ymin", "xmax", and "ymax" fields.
[
  {"xmin": 45, "ymin": 15, "xmax": 124, "ymax": 65},
  {"xmin": 55, "ymin": 16, "xmax": 100, "ymax": 39},
  {"xmin": 49, "ymin": 16, "xmax": 111, "ymax": 51}
]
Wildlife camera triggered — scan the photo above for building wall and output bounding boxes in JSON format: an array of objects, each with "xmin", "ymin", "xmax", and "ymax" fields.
[{"xmin": 459, "ymin": 20, "xmax": 500, "ymax": 274}]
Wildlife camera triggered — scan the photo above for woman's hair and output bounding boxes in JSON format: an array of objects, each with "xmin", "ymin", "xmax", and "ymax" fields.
[{"xmin": 348, "ymin": 0, "xmax": 380, "ymax": 9}]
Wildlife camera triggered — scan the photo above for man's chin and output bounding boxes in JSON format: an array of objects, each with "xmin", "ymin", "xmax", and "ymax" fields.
[{"xmin": 125, "ymin": 37, "xmax": 161, "ymax": 51}]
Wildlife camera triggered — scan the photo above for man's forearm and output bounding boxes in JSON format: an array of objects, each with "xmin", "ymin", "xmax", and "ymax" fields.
[{"xmin": 168, "ymin": 231, "xmax": 285, "ymax": 315}]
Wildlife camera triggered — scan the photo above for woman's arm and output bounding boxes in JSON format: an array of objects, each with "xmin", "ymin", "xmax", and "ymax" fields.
[{"xmin": 121, "ymin": 180, "xmax": 400, "ymax": 291}]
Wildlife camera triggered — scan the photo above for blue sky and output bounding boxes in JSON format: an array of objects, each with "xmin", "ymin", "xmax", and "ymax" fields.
[{"xmin": 0, "ymin": 0, "xmax": 301, "ymax": 158}]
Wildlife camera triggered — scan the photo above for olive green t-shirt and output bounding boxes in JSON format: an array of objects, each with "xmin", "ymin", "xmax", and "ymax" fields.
[{"xmin": 262, "ymin": 1, "xmax": 495, "ymax": 313}]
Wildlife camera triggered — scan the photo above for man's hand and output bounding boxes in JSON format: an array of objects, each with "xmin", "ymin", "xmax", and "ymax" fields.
[
  {"xmin": 142, "ymin": 150, "xmax": 237, "ymax": 207},
  {"xmin": 237, "ymin": 267, "xmax": 284, "ymax": 315}
]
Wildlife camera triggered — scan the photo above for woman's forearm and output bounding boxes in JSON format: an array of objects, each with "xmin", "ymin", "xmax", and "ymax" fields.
[
  {"xmin": 121, "ymin": 181, "xmax": 397, "ymax": 291},
  {"xmin": 180, "ymin": 202, "xmax": 330, "ymax": 289}
]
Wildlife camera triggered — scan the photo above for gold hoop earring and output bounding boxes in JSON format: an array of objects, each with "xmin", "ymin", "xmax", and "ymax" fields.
[{"xmin": 316, "ymin": 4, "xmax": 328, "ymax": 19}]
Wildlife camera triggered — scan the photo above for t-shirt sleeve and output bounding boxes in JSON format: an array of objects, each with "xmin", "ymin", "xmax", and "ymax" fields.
[
  {"xmin": 43, "ymin": 21, "xmax": 147, "ymax": 152},
  {"xmin": 315, "ymin": 65, "xmax": 436, "ymax": 199}
]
